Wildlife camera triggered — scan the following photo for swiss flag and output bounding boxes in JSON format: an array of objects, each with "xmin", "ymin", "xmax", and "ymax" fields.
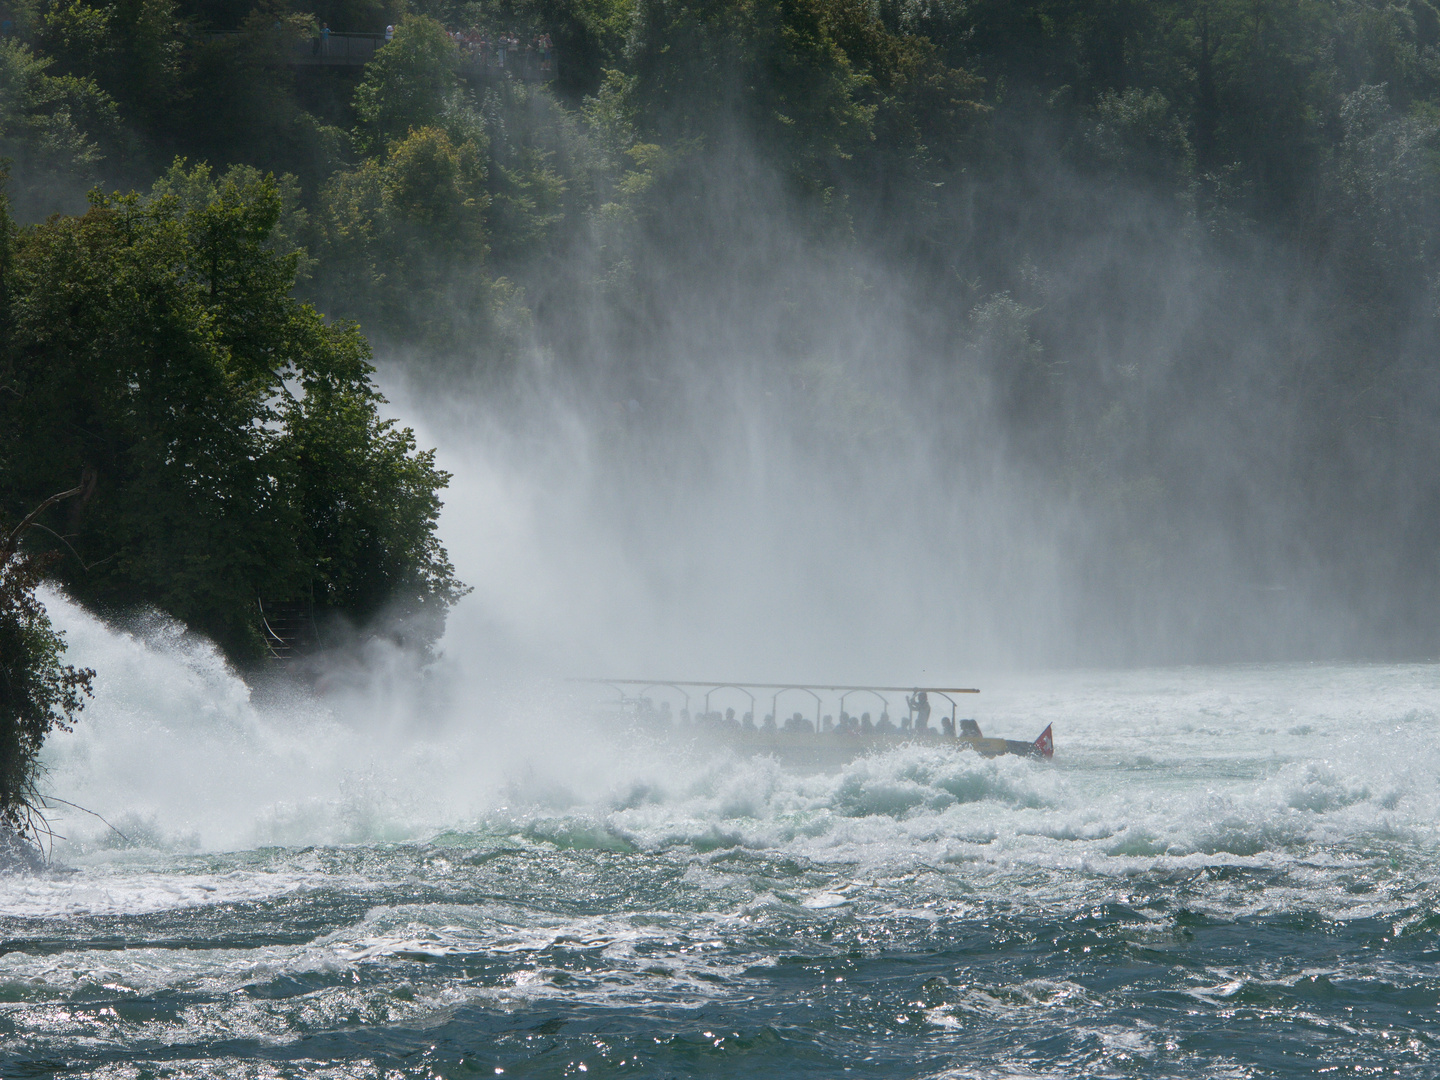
[{"xmin": 1033, "ymin": 724, "xmax": 1054, "ymax": 760}]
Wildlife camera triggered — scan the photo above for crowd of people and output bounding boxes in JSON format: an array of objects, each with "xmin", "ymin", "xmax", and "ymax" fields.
[
  {"xmin": 444, "ymin": 27, "xmax": 555, "ymax": 72},
  {"xmin": 628, "ymin": 690, "xmax": 976, "ymax": 739}
]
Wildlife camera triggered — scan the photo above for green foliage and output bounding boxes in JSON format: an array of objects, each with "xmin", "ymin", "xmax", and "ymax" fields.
[
  {"xmin": 282, "ymin": 360, "xmax": 460, "ymax": 632},
  {"xmin": 615, "ymin": 0, "xmax": 986, "ymax": 220},
  {"xmin": 178, "ymin": 12, "xmax": 351, "ymax": 198},
  {"xmin": 968, "ymin": 292, "xmax": 1053, "ymax": 418},
  {"xmin": 0, "ymin": 544, "xmax": 93, "ymax": 839},
  {"xmin": 1086, "ymin": 87, "xmax": 1193, "ymax": 187},
  {"xmin": 313, "ymin": 123, "xmax": 516, "ymax": 348},
  {"xmin": 33, "ymin": 0, "xmax": 187, "ymax": 130},
  {"xmin": 0, "ymin": 163, "xmax": 465, "ymax": 661},
  {"xmin": 624, "ymin": 0, "xmax": 872, "ymax": 184},
  {"xmin": 1332, "ymin": 83, "xmax": 1440, "ymax": 270},
  {"xmin": 310, "ymin": 13, "xmax": 540, "ymax": 350},
  {"xmin": 353, "ymin": 14, "xmax": 467, "ymax": 153},
  {"xmin": 0, "ymin": 38, "xmax": 117, "ymax": 217}
]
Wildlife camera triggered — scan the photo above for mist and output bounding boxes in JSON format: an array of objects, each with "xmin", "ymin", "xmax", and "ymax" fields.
[{"xmin": 362, "ymin": 129, "xmax": 1435, "ymax": 685}]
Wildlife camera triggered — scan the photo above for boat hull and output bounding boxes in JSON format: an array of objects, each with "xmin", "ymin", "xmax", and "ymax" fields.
[{"xmin": 683, "ymin": 728, "xmax": 1050, "ymax": 768}]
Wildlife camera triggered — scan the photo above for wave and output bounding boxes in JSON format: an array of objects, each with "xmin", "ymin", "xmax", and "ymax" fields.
[{"xmin": 27, "ymin": 590, "xmax": 1440, "ymax": 923}]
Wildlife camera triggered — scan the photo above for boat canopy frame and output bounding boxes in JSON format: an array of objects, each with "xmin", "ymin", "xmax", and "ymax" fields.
[
  {"xmin": 839, "ymin": 688, "xmax": 890, "ymax": 722},
  {"xmin": 704, "ymin": 684, "xmax": 757, "ymax": 719},
  {"xmin": 574, "ymin": 678, "xmax": 979, "ymax": 733},
  {"xmin": 575, "ymin": 679, "xmax": 980, "ymax": 694}
]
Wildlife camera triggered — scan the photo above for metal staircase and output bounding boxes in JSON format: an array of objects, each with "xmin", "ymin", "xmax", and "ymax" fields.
[{"xmin": 258, "ymin": 600, "xmax": 318, "ymax": 661}]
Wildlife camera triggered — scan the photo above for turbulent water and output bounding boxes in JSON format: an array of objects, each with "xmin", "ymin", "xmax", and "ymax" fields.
[{"xmin": 2, "ymin": 598, "xmax": 1438, "ymax": 1078}]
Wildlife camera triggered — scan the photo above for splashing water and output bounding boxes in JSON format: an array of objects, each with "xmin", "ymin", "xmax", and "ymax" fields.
[{"xmin": 2, "ymin": 596, "xmax": 1438, "ymax": 1077}]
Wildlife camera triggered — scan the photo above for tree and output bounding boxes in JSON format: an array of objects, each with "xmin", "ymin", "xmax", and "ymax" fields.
[
  {"xmin": 352, "ymin": 14, "xmax": 468, "ymax": 154},
  {"xmin": 0, "ymin": 163, "xmax": 466, "ymax": 662},
  {"xmin": 0, "ymin": 490, "xmax": 94, "ymax": 852},
  {"xmin": 0, "ymin": 38, "xmax": 117, "ymax": 218},
  {"xmin": 313, "ymin": 124, "xmax": 515, "ymax": 349},
  {"xmin": 33, "ymin": 0, "xmax": 187, "ymax": 134}
]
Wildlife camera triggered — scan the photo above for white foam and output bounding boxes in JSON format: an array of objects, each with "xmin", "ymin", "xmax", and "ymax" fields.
[{"xmin": 31, "ymin": 589, "xmax": 1440, "ymax": 920}]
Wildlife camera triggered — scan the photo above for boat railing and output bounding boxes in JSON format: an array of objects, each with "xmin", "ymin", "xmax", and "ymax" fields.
[
  {"xmin": 703, "ymin": 684, "xmax": 756, "ymax": 719},
  {"xmin": 636, "ymin": 682, "xmax": 691, "ymax": 711},
  {"xmin": 770, "ymin": 686, "xmax": 822, "ymax": 730},
  {"xmin": 928, "ymin": 691, "xmax": 962, "ymax": 728},
  {"xmin": 839, "ymin": 687, "xmax": 890, "ymax": 722},
  {"xmin": 574, "ymin": 678, "xmax": 979, "ymax": 736}
]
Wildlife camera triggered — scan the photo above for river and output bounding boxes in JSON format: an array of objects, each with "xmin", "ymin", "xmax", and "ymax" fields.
[{"xmin": 2, "ymin": 597, "xmax": 1436, "ymax": 1078}]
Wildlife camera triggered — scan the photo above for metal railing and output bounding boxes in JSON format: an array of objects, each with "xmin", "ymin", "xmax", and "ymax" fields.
[
  {"xmin": 293, "ymin": 31, "xmax": 384, "ymax": 65},
  {"xmin": 459, "ymin": 46, "xmax": 558, "ymax": 81}
]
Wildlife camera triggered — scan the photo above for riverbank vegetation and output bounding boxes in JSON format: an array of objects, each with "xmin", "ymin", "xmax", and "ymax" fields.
[
  {"xmin": 0, "ymin": 164, "xmax": 465, "ymax": 662},
  {"xmin": 0, "ymin": 492, "xmax": 94, "ymax": 853}
]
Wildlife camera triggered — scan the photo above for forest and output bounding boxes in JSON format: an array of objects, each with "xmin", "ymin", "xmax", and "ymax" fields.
[{"xmin": 2, "ymin": 0, "xmax": 1440, "ymax": 822}]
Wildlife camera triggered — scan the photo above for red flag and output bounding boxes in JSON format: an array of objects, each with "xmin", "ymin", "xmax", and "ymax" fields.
[{"xmin": 1033, "ymin": 724, "xmax": 1054, "ymax": 760}]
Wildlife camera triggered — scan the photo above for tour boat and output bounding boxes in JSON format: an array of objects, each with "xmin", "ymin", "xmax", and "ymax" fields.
[{"xmin": 579, "ymin": 679, "xmax": 1054, "ymax": 766}]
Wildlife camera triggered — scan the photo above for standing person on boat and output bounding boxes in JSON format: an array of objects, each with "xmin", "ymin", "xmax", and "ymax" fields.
[{"xmin": 907, "ymin": 690, "xmax": 931, "ymax": 733}]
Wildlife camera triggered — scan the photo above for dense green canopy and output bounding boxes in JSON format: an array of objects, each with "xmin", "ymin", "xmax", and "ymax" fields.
[{"xmin": 0, "ymin": 163, "xmax": 464, "ymax": 661}]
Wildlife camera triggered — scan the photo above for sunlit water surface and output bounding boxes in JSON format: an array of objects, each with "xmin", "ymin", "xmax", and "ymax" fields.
[{"xmin": 2, "ymin": 599, "xmax": 1437, "ymax": 1078}]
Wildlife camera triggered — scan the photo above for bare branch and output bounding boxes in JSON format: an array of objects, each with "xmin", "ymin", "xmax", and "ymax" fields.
[
  {"xmin": 2, "ymin": 485, "xmax": 84, "ymax": 563},
  {"xmin": 21, "ymin": 521, "xmax": 93, "ymax": 572},
  {"xmin": 38, "ymin": 796, "xmax": 132, "ymax": 846}
]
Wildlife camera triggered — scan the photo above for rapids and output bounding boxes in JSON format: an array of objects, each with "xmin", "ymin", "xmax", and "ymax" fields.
[{"xmin": 1, "ymin": 595, "xmax": 1437, "ymax": 1077}]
